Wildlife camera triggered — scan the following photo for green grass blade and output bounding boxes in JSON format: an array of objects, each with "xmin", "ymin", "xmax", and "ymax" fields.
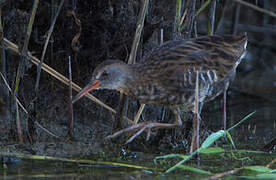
[
  {"xmin": 161, "ymin": 111, "xmax": 257, "ymax": 174},
  {"xmin": 230, "ymin": 149, "xmax": 265, "ymax": 154},
  {"xmin": 268, "ymin": 169, "xmax": 276, "ymax": 173},
  {"xmin": 195, "ymin": 0, "xmax": 212, "ymax": 17},
  {"xmin": 240, "ymin": 173, "xmax": 276, "ymax": 179},
  {"xmin": 256, "ymin": 173, "xmax": 276, "ymax": 179},
  {"xmin": 201, "ymin": 130, "xmax": 226, "ymax": 149},
  {"xmin": 154, "ymin": 154, "xmax": 188, "ymax": 164},
  {"xmin": 0, "ymin": 152, "xmax": 154, "ymax": 171},
  {"xmin": 226, "ymin": 131, "xmax": 236, "ymax": 149},
  {"xmin": 165, "ymin": 151, "xmax": 198, "ymax": 174},
  {"xmin": 198, "ymin": 147, "xmax": 225, "ymax": 154},
  {"xmin": 227, "ymin": 111, "xmax": 256, "ymax": 132},
  {"xmin": 243, "ymin": 166, "xmax": 272, "ymax": 173},
  {"xmin": 178, "ymin": 165, "xmax": 212, "ymax": 175}
]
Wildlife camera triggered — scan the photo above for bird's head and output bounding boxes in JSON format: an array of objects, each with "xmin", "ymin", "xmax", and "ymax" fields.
[{"xmin": 72, "ymin": 60, "xmax": 132, "ymax": 103}]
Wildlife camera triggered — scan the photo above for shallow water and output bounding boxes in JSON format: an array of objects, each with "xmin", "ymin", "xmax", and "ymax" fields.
[
  {"xmin": 1, "ymin": 150, "xmax": 275, "ymax": 179},
  {"xmin": 206, "ymin": 95, "xmax": 276, "ymax": 150},
  {"xmin": 1, "ymin": 96, "xmax": 275, "ymax": 179}
]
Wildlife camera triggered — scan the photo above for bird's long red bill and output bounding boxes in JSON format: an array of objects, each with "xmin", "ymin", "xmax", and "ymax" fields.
[{"xmin": 72, "ymin": 80, "xmax": 100, "ymax": 103}]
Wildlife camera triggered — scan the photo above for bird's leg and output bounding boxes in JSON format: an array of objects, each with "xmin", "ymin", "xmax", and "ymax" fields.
[
  {"xmin": 190, "ymin": 71, "xmax": 200, "ymax": 153},
  {"xmin": 113, "ymin": 94, "xmax": 126, "ymax": 132},
  {"xmin": 190, "ymin": 104, "xmax": 203, "ymax": 153},
  {"xmin": 222, "ymin": 82, "xmax": 229, "ymax": 130},
  {"xmin": 222, "ymin": 86, "xmax": 227, "ymax": 130},
  {"xmin": 190, "ymin": 109, "xmax": 201, "ymax": 153},
  {"xmin": 105, "ymin": 121, "xmax": 178, "ymax": 144},
  {"xmin": 105, "ymin": 107, "xmax": 182, "ymax": 144}
]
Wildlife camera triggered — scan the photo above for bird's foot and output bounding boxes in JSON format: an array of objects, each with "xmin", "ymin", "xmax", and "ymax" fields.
[{"xmin": 105, "ymin": 122, "xmax": 177, "ymax": 144}]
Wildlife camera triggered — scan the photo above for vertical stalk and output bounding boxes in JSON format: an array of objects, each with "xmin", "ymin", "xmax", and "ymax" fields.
[
  {"xmin": 68, "ymin": 56, "xmax": 74, "ymax": 137},
  {"xmin": 174, "ymin": 0, "xmax": 182, "ymax": 39},
  {"xmin": 208, "ymin": 0, "xmax": 216, "ymax": 35},
  {"xmin": 32, "ymin": 0, "xmax": 63, "ymax": 139},
  {"xmin": 35, "ymin": 0, "xmax": 64, "ymax": 92},
  {"xmin": 215, "ymin": 0, "xmax": 229, "ymax": 34},
  {"xmin": 190, "ymin": 71, "xmax": 199, "ymax": 153},
  {"xmin": 14, "ymin": 0, "xmax": 40, "ymax": 142},
  {"xmin": 128, "ymin": 0, "xmax": 149, "ymax": 64},
  {"xmin": 0, "ymin": 7, "xmax": 6, "ymax": 84},
  {"xmin": 187, "ymin": 0, "xmax": 196, "ymax": 38},
  {"xmin": 115, "ymin": 0, "xmax": 149, "ymax": 128},
  {"xmin": 127, "ymin": 0, "xmax": 149, "ymax": 122},
  {"xmin": 232, "ymin": 3, "xmax": 241, "ymax": 35},
  {"xmin": 0, "ymin": 7, "xmax": 9, "ymax": 121},
  {"xmin": 50, "ymin": 0, "xmax": 55, "ymax": 65},
  {"xmin": 14, "ymin": 0, "xmax": 39, "ymax": 95}
]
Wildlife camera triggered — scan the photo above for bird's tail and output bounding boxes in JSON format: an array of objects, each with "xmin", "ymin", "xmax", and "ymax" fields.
[
  {"xmin": 234, "ymin": 33, "xmax": 248, "ymax": 65},
  {"xmin": 235, "ymin": 32, "xmax": 248, "ymax": 51}
]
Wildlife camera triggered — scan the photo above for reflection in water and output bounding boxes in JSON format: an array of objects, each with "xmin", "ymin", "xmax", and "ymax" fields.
[
  {"xmin": 0, "ymin": 86, "xmax": 275, "ymax": 179},
  {"xmin": 204, "ymin": 95, "xmax": 276, "ymax": 149},
  {"xmin": 1, "ymin": 161, "xmax": 157, "ymax": 180}
]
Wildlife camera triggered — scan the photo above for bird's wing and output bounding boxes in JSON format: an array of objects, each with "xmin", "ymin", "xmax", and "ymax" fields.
[
  {"xmin": 142, "ymin": 34, "xmax": 247, "ymax": 65},
  {"xmin": 149, "ymin": 51, "xmax": 222, "ymax": 93},
  {"xmin": 140, "ymin": 34, "xmax": 247, "ymax": 93}
]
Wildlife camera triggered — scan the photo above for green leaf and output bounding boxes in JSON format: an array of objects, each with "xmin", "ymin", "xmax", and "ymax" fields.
[
  {"xmin": 227, "ymin": 111, "xmax": 256, "ymax": 132},
  {"xmin": 239, "ymin": 174, "xmax": 276, "ymax": 179},
  {"xmin": 195, "ymin": 0, "xmax": 212, "ymax": 17},
  {"xmin": 198, "ymin": 147, "xmax": 225, "ymax": 154},
  {"xmin": 154, "ymin": 154, "xmax": 187, "ymax": 160},
  {"xmin": 161, "ymin": 111, "xmax": 257, "ymax": 174},
  {"xmin": 230, "ymin": 149, "xmax": 265, "ymax": 154},
  {"xmin": 201, "ymin": 130, "xmax": 226, "ymax": 149},
  {"xmin": 243, "ymin": 166, "xmax": 272, "ymax": 173},
  {"xmin": 226, "ymin": 131, "xmax": 236, "ymax": 149},
  {"xmin": 178, "ymin": 165, "xmax": 212, "ymax": 175},
  {"xmin": 255, "ymin": 173, "xmax": 276, "ymax": 179},
  {"xmin": 269, "ymin": 169, "xmax": 276, "ymax": 173},
  {"xmin": 165, "ymin": 151, "xmax": 198, "ymax": 174},
  {"xmin": 154, "ymin": 154, "xmax": 188, "ymax": 164}
]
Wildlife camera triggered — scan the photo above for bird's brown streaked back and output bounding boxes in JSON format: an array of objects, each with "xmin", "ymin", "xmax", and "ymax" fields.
[
  {"xmin": 129, "ymin": 34, "xmax": 247, "ymax": 106},
  {"xmin": 73, "ymin": 34, "xmax": 247, "ymax": 109}
]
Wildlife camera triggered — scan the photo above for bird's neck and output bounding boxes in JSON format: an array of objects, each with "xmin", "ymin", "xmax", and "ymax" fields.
[{"xmin": 116, "ymin": 64, "xmax": 141, "ymax": 97}]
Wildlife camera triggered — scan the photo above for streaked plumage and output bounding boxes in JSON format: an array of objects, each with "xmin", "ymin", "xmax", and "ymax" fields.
[
  {"xmin": 73, "ymin": 34, "xmax": 247, "ymax": 146},
  {"xmin": 101, "ymin": 34, "xmax": 247, "ymax": 110}
]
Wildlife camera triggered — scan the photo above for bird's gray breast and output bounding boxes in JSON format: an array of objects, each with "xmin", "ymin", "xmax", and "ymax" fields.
[{"xmin": 130, "ymin": 83, "xmax": 169, "ymax": 104}]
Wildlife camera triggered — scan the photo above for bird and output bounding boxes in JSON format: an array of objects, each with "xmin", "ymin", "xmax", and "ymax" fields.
[{"xmin": 72, "ymin": 34, "xmax": 247, "ymax": 151}]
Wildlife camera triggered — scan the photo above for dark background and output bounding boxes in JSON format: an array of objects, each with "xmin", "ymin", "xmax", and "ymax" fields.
[{"xmin": 0, "ymin": 0, "xmax": 275, "ymax": 156}]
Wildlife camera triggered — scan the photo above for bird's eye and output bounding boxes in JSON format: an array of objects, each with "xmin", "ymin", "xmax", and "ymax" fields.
[{"xmin": 101, "ymin": 71, "xmax": 108, "ymax": 79}]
